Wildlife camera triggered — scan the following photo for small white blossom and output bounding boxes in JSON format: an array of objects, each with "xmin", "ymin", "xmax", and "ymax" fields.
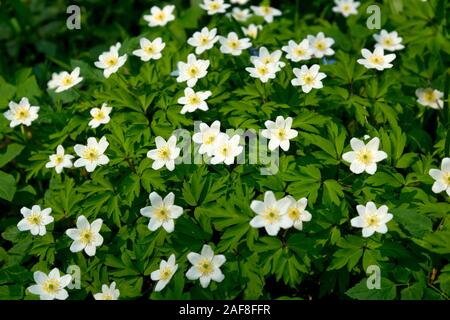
[
  {"xmin": 140, "ymin": 192, "xmax": 183, "ymax": 233},
  {"xmin": 88, "ymin": 103, "xmax": 112, "ymax": 129},
  {"xmin": 251, "ymin": 47, "xmax": 285, "ymax": 71},
  {"xmin": 27, "ymin": 268, "xmax": 71, "ymax": 300},
  {"xmin": 151, "ymin": 254, "xmax": 178, "ymax": 292},
  {"xmin": 357, "ymin": 47, "xmax": 396, "ymax": 71},
  {"xmin": 249, "ymin": 191, "xmax": 292, "ymax": 236},
  {"xmin": 219, "ymin": 32, "xmax": 252, "ymax": 56},
  {"xmin": 251, "ymin": 5, "xmax": 281, "ymax": 23},
  {"xmin": 374, "ymin": 30, "xmax": 404, "ymax": 51},
  {"xmin": 74, "ymin": 136, "xmax": 110, "ymax": 172},
  {"xmin": 133, "ymin": 37, "xmax": 165, "ymax": 61},
  {"xmin": 351, "ymin": 202, "xmax": 393, "ymax": 237},
  {"xmin": 429, "ymin": 157, "xmax": 450, "ymax": 196},
  {"xmin": 285, "ymin": 196, "xmax": 312, "ymax": 230},
  {"xmin": 52, "ymin": 67, "xmax": 83, "ymax": 93},
  {"xmin": 45, "ymin": 145, "xmax": 74, "ymax": 174},
  {"xmin": 291, "ymin": 64, "xmax": 327, "ymax": 93},
  {"xmin": 17, "ymin": 205, "xmax": 54, "ymax": 236},
  {"xmin": 230, "ymin": 7, "xmax": 251, "ymax": 22},
  {"xmin": 178, "ymin": 87, "xmax": 212, "ymax": 114},
  {"xmin": 262, "ymin": 116, "xmax": 298, "ymax": 151},
  {"xmin": 231, "ymin": 0, "xmax": 249, "ymax": 4},
  {"xmin": 282, "ymin": 39, "xmax": 313, "ymax": 62},
  {"xmin": 342, "ymin": 137, "xmax": 388, "ymax": 175},
  {"xmin": 147, "ymin": 135, "xmax": 181, "ymax": 171},
  {"xmin": 4, "ymin": 97, "xmax": 39, "ymax": 128},
  {"xmin": 415, "ymin": 88, "xmax": 444, "ymax": 110},
  {"xmin": 186, "ymin": 245, "xmax": 226, "ymax": 288},
  {"xmin": 242, "ymin": 24, "xmax": 262, "ymax": 39},
  {"xmin": 246, "ymin": 60, "xmax": 277, "ymax": 83},
  {"xmin": 192, "ymin": 121, "xmax": 226, "ymax": 157},
  {"xmin": 143, "ymin": 5, "xmax": 175, "ymax": 27},
  {"xmin": 332, "ymin": 0, "xmax": 360, "ymax": 17},
  {"xmin": 94, "ymin": 43, "xmax": 128, "ymax": 78},
  {"xmin": 176, "ymin": 54, "xmax": 210, "ymax": 87},
  {"xmin": 66, "ymin": 215, "xmax": 104, "ymax": 257},
  {"xmin": 94, "ymin": 282, "xmax": 120, "ymax": 300},
  {"xmin": 187, "ymin": 27, "xmax": 219, "ymax": 55},
  {"xmin": 200, "ymin": 0, "xmax": 230, "ymax": 15},
  {"xmin": 307, "ymin": 32, "xmax": 335, "ymax": 58},
  {"xmin": 210, "ymin": 134, "xmax": 243, "ymax": 165}
]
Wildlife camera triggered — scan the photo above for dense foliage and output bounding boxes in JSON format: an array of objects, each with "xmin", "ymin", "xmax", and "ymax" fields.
[{"xmin": 0, "ymin": 0, "xmax": 449, "ymax": 300}]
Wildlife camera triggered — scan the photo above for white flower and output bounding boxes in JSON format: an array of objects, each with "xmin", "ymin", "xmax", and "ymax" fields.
[
  {"xmin": 261, "ymin": 116, "xmax": 298, "ymax": 151},
  {"xmin": 94, "ymin": 42, "xmax": 128, "ymax": 78},
  {"xmin": 4, "ymin": 97, "xmax": 39, "ymax": 128},
  {"xmin": 282, "ymin": 39, "xmax": 313, "ymax": 62},
  {"xmin": 45, "ymin": 145, "xmax": 74, "ymax": 174},
  {"xmin": 374, "ymin": 30, "xmax": 404, "ymax": 51},
  {"xmin": 291, "ymin": 64, "xmax": 327, "ymax": 93},
  {"xmin": 133, "ymin": 37, "xmax": 165, "ymax": 61},
  {"xmin": 187, "ymin": 27, "xmax": 219, "ymax": 55},
  {"xmin": 219, "ymin": 32, "xmax": 252, "ymax": 56},
  {"xmin": 74, "ymin": 136, "xmax": 110, "ymax": 172},
  {"xmin": 210, "ymin": 134, "xmax": 243, "ymax": 165},
  {"xmin": 231, "ymin": 0, "xmax": 249, "ymax": 4},
  {"xmin": 415, "ymin": 88, "xmax": 444, "ymax": 110},
  {"xmin": 140, "ymin": 192, "xmax": 183, "ymax": 233},
  {"xmin": 151, "ymin": 254, "xmax": 178, "ymax": 292},
  {"xmin": 147, "ymin": 135, "xmax": 181, "ymax": 171},
  {"xmin": 178, "ymin": 87, "xmax": 212, "ymax": 114},
  {"xmin": 27, "ymin": 268, "xmax": 71, "ymax": 300},
  {"xmin": 17, "ymin": 205, "xmax": 53, "ymax": 236},
  {"xmin": 52, "ymin": 67, "xmax": 83, "ymax": 93},
  {"xmin": 192, "ymin": 121, "xmax": 226, "ymax": 157},
  {"xmin": 200, "ymin": 0, "xmax": 230, "ymax": 15},
  {"xmin": 47, "ymin": 72, "xmax": 62, "ymax": 90},
  {"xmin": 285, "ymin": 196, "xmax": 312, "ymax": 230},
  {"xmin": 342, "ymin": 137, "xmax": 387, "ymax": 174},
  {"xmin": 176, "ymin": 54, "xmax": 210, "ymax": 87},
  {"xmin": 186, "ymin": 245, "xmax": 226, "ymax": 288},
  {"xmin": 429, "ymin": 158, "xmax": 450, "ymax": 196},
  {"xmin": 88, "ymin": 103, "xmax": 112, "ymax": 129},
  {"xmin": 143, "ymin": 5, "xmax": 175, "ymax": 27},
  {"xmin": 251, "ymin": 5, "xmax": 281, "ymax": 23},
  {"xmin": 307, "ymin": 32, "xmax": 335, "ymax": 58},
  {"xmin": 332, "ymin": 0, "xmax": 360, "ymax": 17},
  {"xmin": 242, "ymin": 24, "xmax": 262, "ymax": 39},
  {"xmin": 357, "ymin": 47, "xmax": 396, "ymax": 71},
  {"xmin": 246, "ymin": 60, "xmax": 277, "ymax": 83},
  {"xmin": 231, "ymin": 7, "xmax": 251, "ymax": 22},
  {"xmin": 66, "ymin": 215, "xmax": 104, "ymax": 256},
  {"xmin": 249, "ymin": 191, "xmax": 292, "ymax": 236},
  {"xmin": 94, "ymin": 282, "xmax": 120, "ymax": 300},
  {"xmin": 251, "ymin": 47, "xmax": 285, "ymax": 71},
  {"xmin": 351, "ymin": 202, "xmax": 393, "ymax": 237}
]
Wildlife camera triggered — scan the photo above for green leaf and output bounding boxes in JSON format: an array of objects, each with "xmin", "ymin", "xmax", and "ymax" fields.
[
  {"xmin": 346, "ymin": 278, "xmax": 397, "ymax": 300},
  {"xmin": 0, "ymin": 170, "xmax": 16, "ymax": 201}
]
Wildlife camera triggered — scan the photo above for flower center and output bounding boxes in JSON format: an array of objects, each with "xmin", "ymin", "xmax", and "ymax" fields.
[
  {"xmin": 276, "ymin": 128, "xmax": 287, "ymax": 139},
  {"xmin": 62, "ymin": 76, "xmax": 73, "ymax": 86},
  {"xmin": 188, "ymin": 94, "xmax": 201, "ymax": 105},
  {"xmin": 295, "ymin": 48, "xmax": 305, "ymax": 56},
  {"xmin": 369, "ymin": 55, "xmax": 384, "ymax": 65},
  {"xmin": 303, "ymin": 74, "xmax": 314, "ymax": 85},
  {"xmin": 442, "ymin": 172, "xmax": 450, "ymax": 186},
  {"xmin": 261, "ymin": 6, "xmax": 271, "ymax": 14},
  {"xmin": 188, "ymin": 66, "xmax": 199, "ymax": 77},
  {"xmin": 203, "ymin": 133, "xmax": 216, "ymax": 145},
  {"xmin": 342, "ymin": 4, "xmax": 351, "ymax": 12},
  {"xmin": 155, "ymin": 207, "xmax": 170, "ymax": 221},
  {"xmin": 288, "ymin": 207, "xmax": 301, "ymax": 220},
  {"xmin": 220, "ymin": 144, "xmax": 230, "ymax": 156},
  {"xmin": 27, "ymin": 212, "xmax": 42, "ymax": 225},
  {"xmin": 198, "ymin": 259, "xmax": 213, "ymax": 275},
  {"xmin": 43, "ymin": 279, "xmax": 60, "ymax": 294},
  {"xmin": 424, "ymin": 91, "xmax": 437, "ymax": 103},
  {"xmin": 315, "ymin": 41, "xmax": 326, "ymax": 51},
  {"xmin": 229, "ymin": 40, "xmax": 239, "ymax": 49},
  {"xmin": 15, "ymin": 107, "xmax": 30, "ymax": 121},
  {"xmin": 160, "ymin": 267, "xmax": 173, "ymax": 280},
  {"xmin": 83, "ymin": 148, "xmax": 100, "ymax": 162},
  {"xmin": 156, "ymin": 12, "xmax": 166, "ymax": 21},
  {"xmin": 356, "ymin": 149, "xmax": 373, "ymax": 165},
  {"xmin": 102, "ymin": 294, "xmax": 113, "ymax": 300},
  {"xmin": 365, "ymin": 214, "xmax": 380, "ymax": 227},
  {"xmin": 383, "ymin": 37, "xmax": 393, "ymax": 46},
  {"xmin": 55, "ymin": 155, "xmax": 64, "ymax": 164},
  {"xmin": 158, "ymin": 146, "xmax": 171, "ymax": 160},
  {"xmin": 209, "ymin": 2, "xmax": 220, "ymax": 10},
  {"xmin": 106, "ymin": 57, "xmax": 118, "ymax": 67},
  {"xmin": 80, "ymin": 229, "xmax": 94, "ymax": 245},
  {"xmin": 144, "ymin": 45, "xmax": 155, "ymax": 54},
  {"xmin": 263, "ymin": 207, "xmax": 281, "ymax": 223},
  {"xmin": 199, "ymin": 36, "xmax": 209, "ymax": 45},
  {"xmin": 258, "ymin": 66, "xmax": 269, "ymax": 75},
  {"xmin": 94, "ymin": 110, "xmax": 105, "ymax": 121}
]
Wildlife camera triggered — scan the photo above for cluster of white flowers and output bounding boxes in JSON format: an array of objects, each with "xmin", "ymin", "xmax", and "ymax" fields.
[
  {"xmin": 246, "ymin": 47, "xmax": 285, "ymax": 83},
  {"xmin": 332, "ymin": 0, "xmax": 360, "ymax": 17}
]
